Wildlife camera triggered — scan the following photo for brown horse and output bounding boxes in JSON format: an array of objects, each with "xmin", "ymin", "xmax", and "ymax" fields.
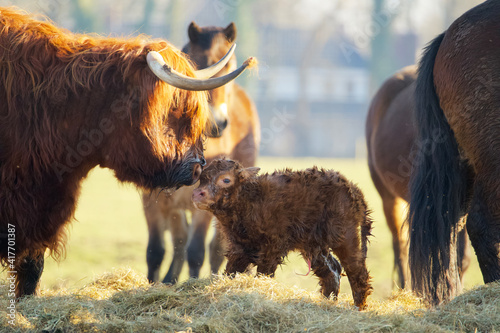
[
  {"xmin": 366, "ymin": 65, "xmax": 471, "ymax": 290},
  {"xmin": 409, "ymin": 0, "xmax": 500, "ymax": 305},
  {"xmin": 0, "ymin": 8, "xmax": 254, "ymax": 298},
  {"xmin": 142, "ymin": 22, "xmax": 260, "ymax": 283}
]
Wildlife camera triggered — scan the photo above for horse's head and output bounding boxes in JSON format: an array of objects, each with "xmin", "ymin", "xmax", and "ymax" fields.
[
  {"xmin": 98, "ymin": 38, "xmax": 251, "ymax": 191},
  {"xmin": 182, "ymin": 22, "xmax": 238, "ymax": 138}
]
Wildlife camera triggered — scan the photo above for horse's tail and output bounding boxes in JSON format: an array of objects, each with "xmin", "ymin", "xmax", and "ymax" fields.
[{"xmin": 409, "ymin": 33, "xmax": 470, "ymax": 305}]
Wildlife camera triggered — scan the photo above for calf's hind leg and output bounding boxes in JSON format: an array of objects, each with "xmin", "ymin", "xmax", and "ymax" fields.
[
  {"xmin": 305, "ymin": 250, "xmax": 342, "ymax": 300},
  {"xmin": 333, "ymin": 237, "xmax": 372, "ymax": 309}
]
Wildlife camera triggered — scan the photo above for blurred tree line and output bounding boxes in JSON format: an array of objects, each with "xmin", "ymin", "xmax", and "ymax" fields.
[
  {"xmin": 0, "ymin": 0, "xmax": 483, "ymax": 91},
  {"xmin": 0, "ymin": 0, "xmax": 484, "ymax": 156}
]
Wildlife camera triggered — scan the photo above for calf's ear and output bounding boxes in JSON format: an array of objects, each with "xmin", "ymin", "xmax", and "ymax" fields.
[{"xmin": 239, "ymin": 167, "xmax": 260, "ymax": 179}]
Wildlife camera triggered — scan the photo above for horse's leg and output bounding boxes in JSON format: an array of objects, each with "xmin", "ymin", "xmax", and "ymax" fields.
[
  {"xmin": 146, "ymin": 228, "xmax": 165, "ymax": 283},
  {"xmin": 209, "ymin": 220, "xmax": 225, "ymax": 274},
  {"xmin": 368, "ymin": 162, "xmax": 409, "ymax": 289},
  {"xmin": 144, "ymin": 197, "xmax": 166, "ymax": 283},
  {"xmin": 15, "ymin": 251, "xmax": 45, "ymax": 298},
  {"xmin": 187, "ymin": 210, "xmax": 212, "ymax": 278},
  {"xmin": 457, "ymin": 222, "xmax": 472, "ymax": 285},
  {"xmin": 383, "ymin": 196, "xmax": 409, "ymax": 289},
  {"xmin": 466, "ymin": 178, "xmax": 500, "ymax": 283},
  {"xmin": 163, "ymin": 210, "xmax": 188, "ymax": 284}
]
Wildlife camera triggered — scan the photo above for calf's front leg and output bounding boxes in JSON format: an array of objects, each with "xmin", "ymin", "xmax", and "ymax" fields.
[
  {"xmin": 256, "ymin": 248, "xmax": 284, "ymax": 277},
  {"xmin": 225, "ymin": 253, "xmax": 253, "ymax": 276},
  {"xmin": 256, "ymin": 260, "xmax": 279, "ymax": 277}
]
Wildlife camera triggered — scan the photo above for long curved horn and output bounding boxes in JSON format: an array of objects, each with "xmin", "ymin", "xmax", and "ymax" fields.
[
  {"xmin": 147, "ymin": 50, "xmax": 255, "ymax": 91},
  {"xmin": 194, "ymin": 43, "xmax": 236, "ymax": 79}
]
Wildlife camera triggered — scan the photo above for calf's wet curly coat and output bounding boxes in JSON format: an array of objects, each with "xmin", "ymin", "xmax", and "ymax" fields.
[{"xmin": 192, "ymin": 159, "xmax": 373, "ymax": 309}]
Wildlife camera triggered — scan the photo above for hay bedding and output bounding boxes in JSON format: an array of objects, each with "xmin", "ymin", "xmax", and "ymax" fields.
[{"xmin": 1, "ymin": 268, "xmax": 499, "ymax": 332}]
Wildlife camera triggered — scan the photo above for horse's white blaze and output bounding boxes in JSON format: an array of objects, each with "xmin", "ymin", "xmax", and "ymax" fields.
[{"xmin": 219, "ymin": 103, "xmax": 228, "ymax": 117}]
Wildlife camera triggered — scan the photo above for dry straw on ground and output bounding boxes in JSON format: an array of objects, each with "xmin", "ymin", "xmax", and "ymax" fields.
[{"xmin": 1, "ymin": 268, "xmax": 499, "ymax": 332}]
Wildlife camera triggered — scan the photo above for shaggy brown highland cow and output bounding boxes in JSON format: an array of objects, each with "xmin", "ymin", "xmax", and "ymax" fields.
[
  {"xmin": 0, "ymin": 8, "xmax": 254, "ymax": 298},
  {"xmin": 192, "ymin": 159, "xmax": 373, "ymax": 309}
]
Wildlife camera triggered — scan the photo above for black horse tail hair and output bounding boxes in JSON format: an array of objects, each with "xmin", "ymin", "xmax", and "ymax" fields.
[{"xmin": 409, "ymin": 32, "xmax": 470, "ymax": 305}]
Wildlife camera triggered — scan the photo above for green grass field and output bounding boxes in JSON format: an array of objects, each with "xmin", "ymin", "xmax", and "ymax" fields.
[{"xmin": 40, "ymin": 157, "xmax": 483, "ymax": 300}]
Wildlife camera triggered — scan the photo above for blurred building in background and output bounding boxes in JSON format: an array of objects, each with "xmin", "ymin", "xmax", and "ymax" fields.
[{"xmin": 0, "ymin": 0, "xmax": 482, "ymax": 157}]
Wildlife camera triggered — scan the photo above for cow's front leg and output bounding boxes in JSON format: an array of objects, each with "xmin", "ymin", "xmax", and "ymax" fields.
[{"xmin": 15, "ymin": 251, "xmax": 45, "ymax": 298}]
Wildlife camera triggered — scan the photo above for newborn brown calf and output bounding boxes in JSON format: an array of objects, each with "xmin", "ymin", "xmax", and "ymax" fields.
[{"xmin": 192, "ymin": 159, "xmax": 373, "ymax": 308}]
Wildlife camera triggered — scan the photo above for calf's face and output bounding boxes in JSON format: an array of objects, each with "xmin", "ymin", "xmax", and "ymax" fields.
[{"xmin": 192, "ymin": 159, "xmax": 259, "ymax": 210}]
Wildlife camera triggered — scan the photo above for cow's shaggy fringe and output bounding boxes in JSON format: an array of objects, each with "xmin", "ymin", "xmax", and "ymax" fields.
[{"xmin": 1, "ymin": 268, "xmax": 499, "ymax": 332}]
